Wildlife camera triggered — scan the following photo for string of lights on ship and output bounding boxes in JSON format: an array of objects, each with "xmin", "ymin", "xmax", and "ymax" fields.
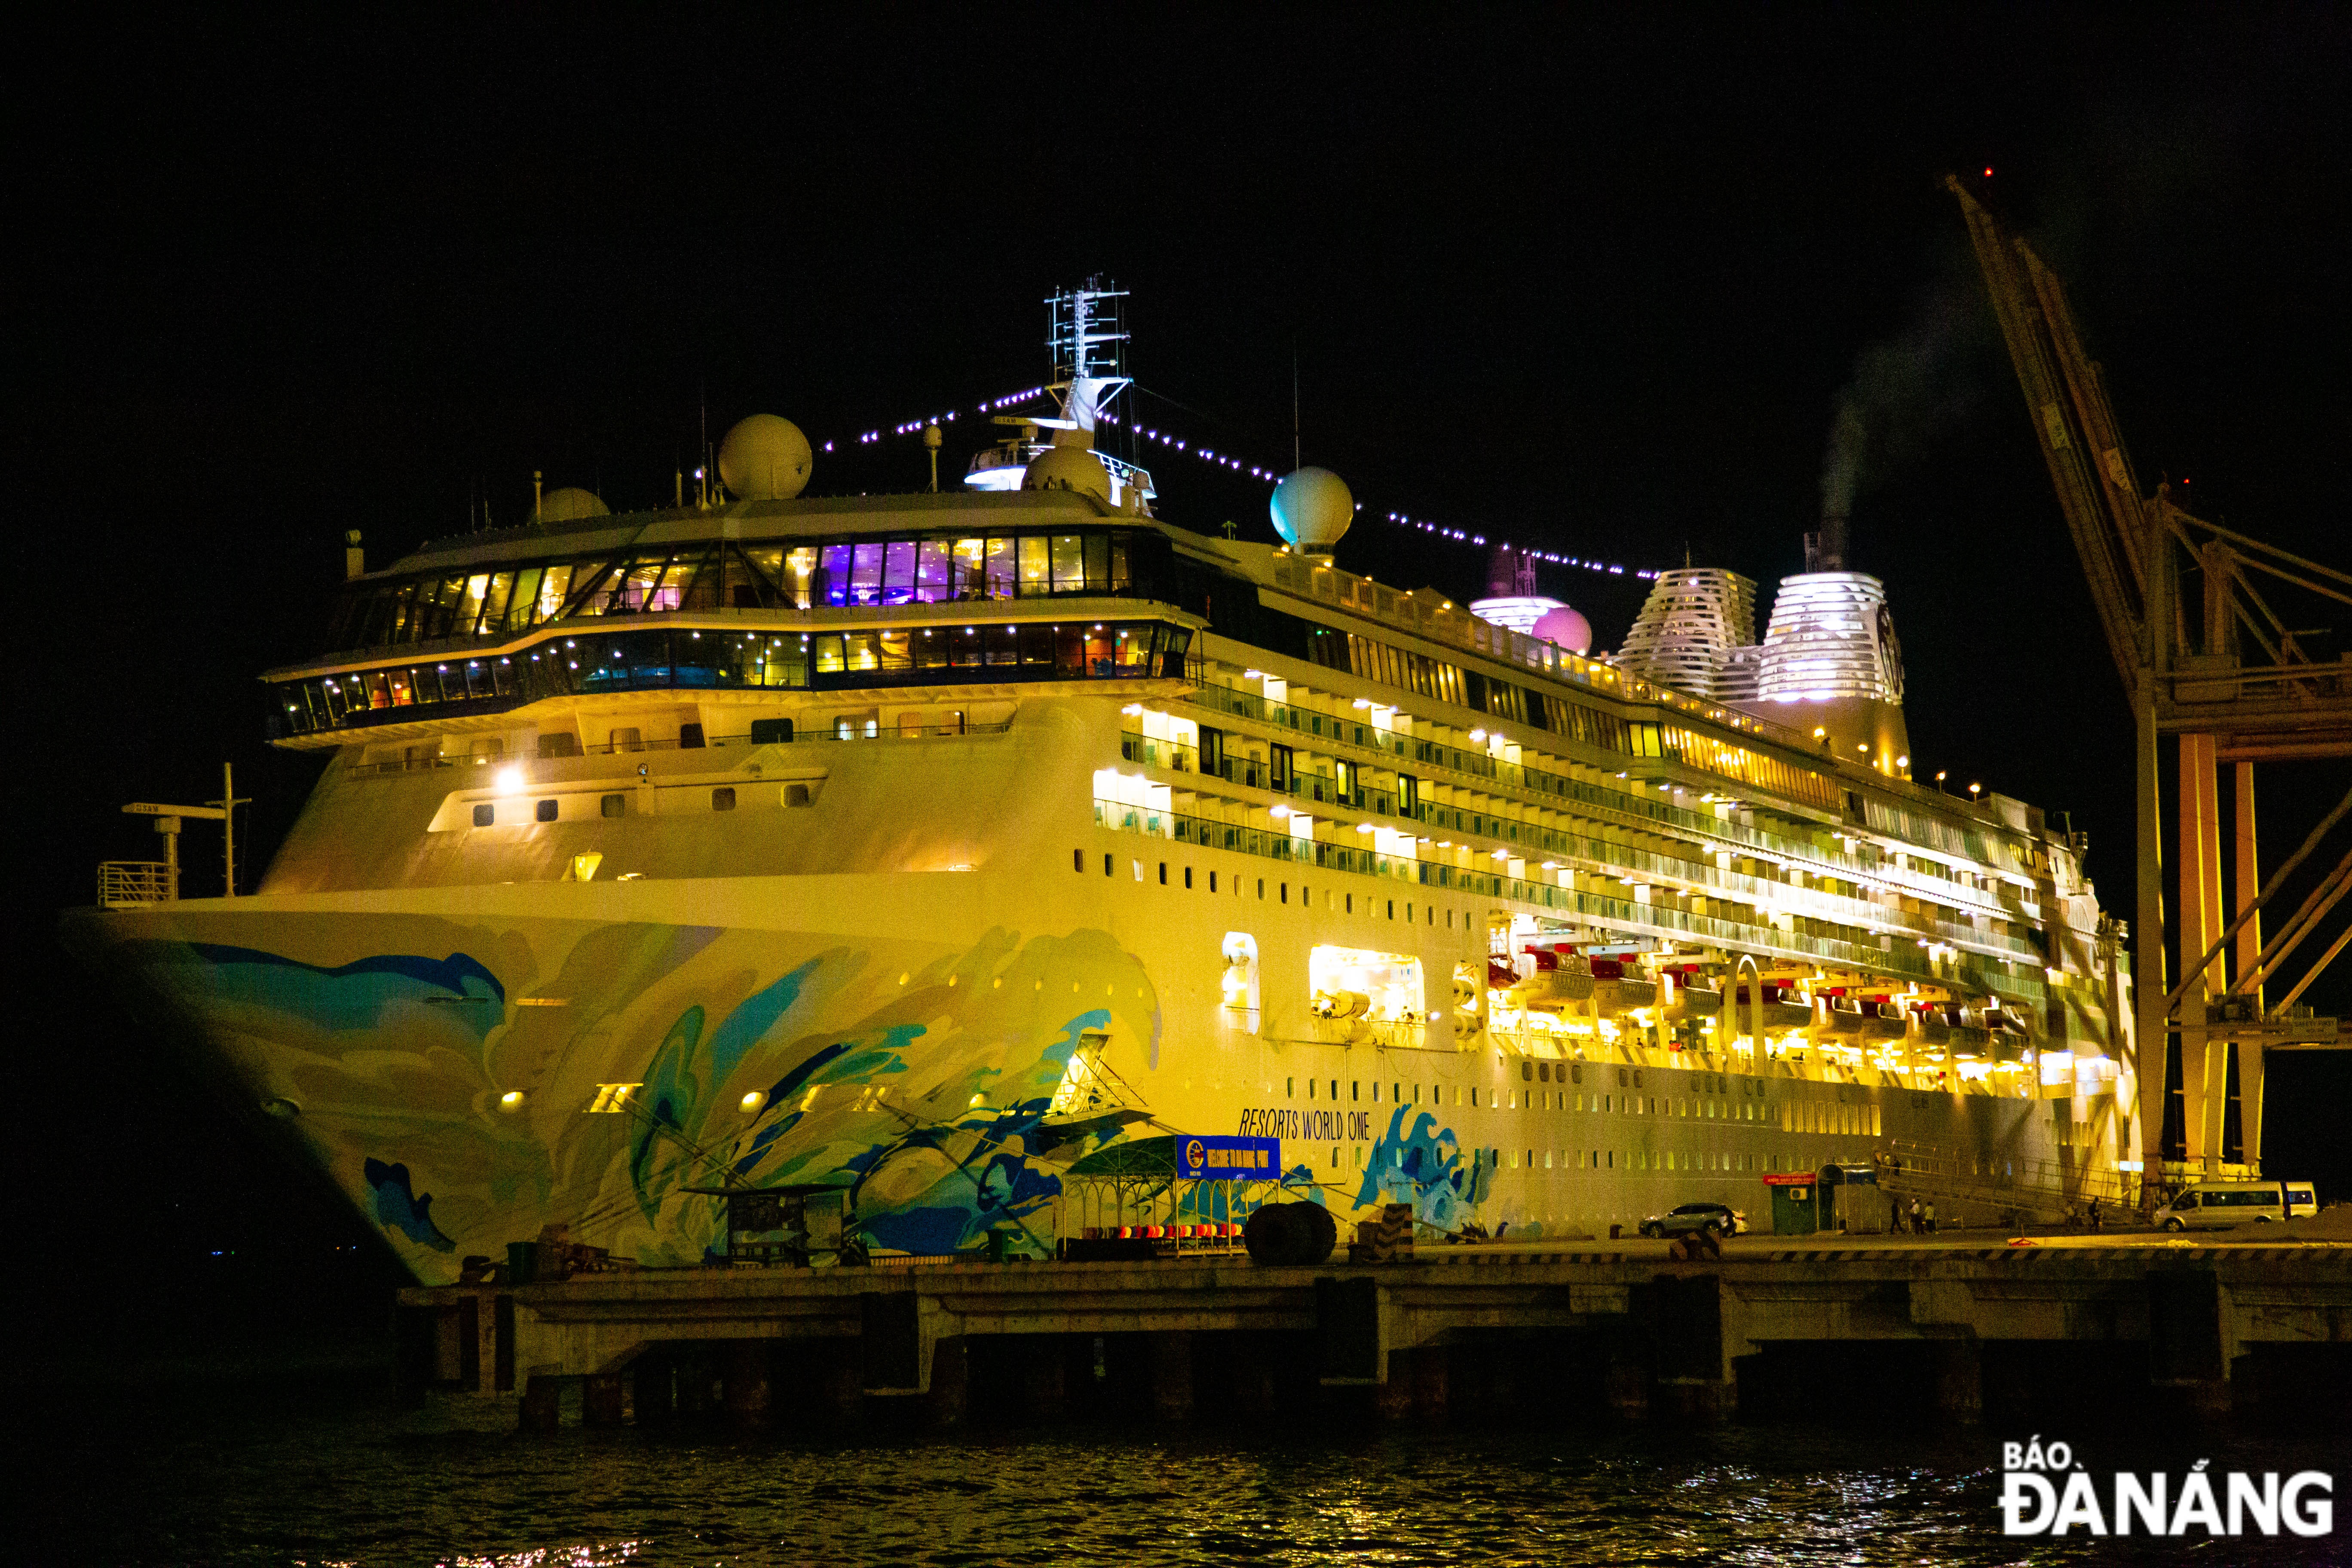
[{"xmin": 808, "ymin": 388, "xmax": 1663, "ymax": 585}]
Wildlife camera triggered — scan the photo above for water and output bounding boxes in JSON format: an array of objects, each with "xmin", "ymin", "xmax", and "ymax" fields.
[{"xmin": 16, "ymin": 1355, "xmax": 2348, "ymax": 1567}]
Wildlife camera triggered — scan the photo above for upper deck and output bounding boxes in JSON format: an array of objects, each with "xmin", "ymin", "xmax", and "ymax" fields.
[{"xmin": 261, "ymin": 489, "xmax": 2065, "ymax": 885}]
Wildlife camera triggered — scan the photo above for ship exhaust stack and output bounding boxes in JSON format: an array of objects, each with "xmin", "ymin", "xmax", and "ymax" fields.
[{"xmin": 1805, "ymin": 511, "xmax": 1850, "ymax": 573}]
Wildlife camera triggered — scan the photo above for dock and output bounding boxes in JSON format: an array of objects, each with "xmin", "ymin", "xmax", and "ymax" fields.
[{"xmin": 396, "ymin": 1237, "xmax": 2352, "ymax": 1430}]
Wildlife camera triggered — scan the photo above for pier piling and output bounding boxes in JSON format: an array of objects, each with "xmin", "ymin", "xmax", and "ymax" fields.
[
  {"xmin": 405, "ymin": 1243, "xmax": 2347, "ymax": 1435},
  {"xmin": 583, "ymin": 1371, "xmax": 624, "ymax": 1427},
  {"xmin": 1150, "ymin": 1330, "xmax": 1195, "ymax": 1422},
  {"xmin": 723, "ymin": 1341, "xmax": 771, "ymax": 1430},
  {"xmin": 632, "ymin": 1354, "xmax": 674, "ymax": 1426},
  {"xmin": 1930, "ymin": 1338, "xmax": 1983, "ymax": 1423},
  {"xmin": 519, "ymin": 1374, "xmax": 561, "ymax": 1433}
]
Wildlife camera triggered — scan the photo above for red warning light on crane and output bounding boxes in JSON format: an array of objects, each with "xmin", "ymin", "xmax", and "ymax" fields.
[{"xmin": 1983, "ymin": 166, "xmax": 1994, "ymax": 178}]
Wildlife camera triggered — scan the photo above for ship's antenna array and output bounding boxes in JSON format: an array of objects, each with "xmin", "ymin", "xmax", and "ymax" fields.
[{"xmin": 781, "ymin": 278, "xmax": 1660, "ymax": 581}]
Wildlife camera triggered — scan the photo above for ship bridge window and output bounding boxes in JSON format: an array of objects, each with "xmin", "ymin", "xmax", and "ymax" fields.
[
  {"xmin": 270, "ymin": 621, "xmax": 1193, "ymax": 741},
  {"xmin": 329, "ymin": 530, "xmax": 1164, "ymax": 652}
]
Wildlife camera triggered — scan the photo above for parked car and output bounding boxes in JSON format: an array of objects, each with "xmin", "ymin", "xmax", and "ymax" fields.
[{"xmin": 1641, "ymin": 1202, "xmax": 1749, "ymax": 1239}]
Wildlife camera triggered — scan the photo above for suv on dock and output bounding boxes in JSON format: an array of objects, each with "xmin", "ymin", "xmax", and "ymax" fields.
[{"xmin": 1641, "ymin": 1202, "xmax": 1749, "ymax": 1240}]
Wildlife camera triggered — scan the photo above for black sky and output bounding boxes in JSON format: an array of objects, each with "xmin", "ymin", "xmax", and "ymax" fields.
[{"xmin": 21, "ymin": 11, "xmax": 2351, "ymax": 1282}]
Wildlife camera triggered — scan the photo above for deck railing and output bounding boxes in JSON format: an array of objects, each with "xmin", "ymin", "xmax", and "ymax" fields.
[
  {"xmin": 349, "ymin": 721, "xmax": 1012, "ymax": 777},
  {"xmin": 1121, "ymin": 731, "xmax": 2046, "ymax": 965},
  {"xmin": 98, "ymin": 861, "xmax": 175, "ymax": 909},
  {"xmin": 1092, "ymin": 798, "xmax": 2047, "ymax": 1000}
]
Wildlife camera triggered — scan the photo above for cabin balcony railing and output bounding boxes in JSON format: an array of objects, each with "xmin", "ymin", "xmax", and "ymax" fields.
[
  {"xmin": 1093, "ymin": 798, "xmax": 2048, "ymax": 1004},
  {"xmin": 1180, "ymin": 680, "xmax": 2030, "ymax": 906},
  {"xmin": 98, "ymin": 861, "xmax": 175, "ymax": 909},
  {"xmin": 1118, "ymin": 729, "xmax": 2046, "ymax": 965}
]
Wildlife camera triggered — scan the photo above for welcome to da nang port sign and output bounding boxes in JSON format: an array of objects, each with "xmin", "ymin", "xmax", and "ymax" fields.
[{"xmin": 1178, "ymin": 1136, "xmax": 1280, "ymax": 1179}]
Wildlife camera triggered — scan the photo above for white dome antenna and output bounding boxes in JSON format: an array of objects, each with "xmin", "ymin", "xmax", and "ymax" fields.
[
  {"xmin": 537, "ymin": 487, "xmax": 609, "ymax": 522},
  {"xmin": 1020, "ymin": 444, "xmax": 1113, "ymax": 502},
  {"xmin": 718, "ymin": 414, "xmax": 812, "ymax": 500},
  {"xmin": 1271, "ymin": 467, "xmax": 1352, "ymax": 558}
]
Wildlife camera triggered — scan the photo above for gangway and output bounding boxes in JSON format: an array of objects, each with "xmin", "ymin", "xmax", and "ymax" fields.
[{"xmin": 1873, "ymin": 1136, "xmax": 2135, "ymax": 1226}]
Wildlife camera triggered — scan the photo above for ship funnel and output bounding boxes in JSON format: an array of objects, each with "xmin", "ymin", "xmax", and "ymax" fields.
[{"xmin": 1805, "ymin": 511, "xmax": 1850, "ymax": 573}]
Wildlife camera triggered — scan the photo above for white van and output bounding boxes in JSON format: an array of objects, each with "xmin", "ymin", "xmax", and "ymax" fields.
[{"xmin": 2153, "ymin": 1180, "xmax": 2319, "ymax": 1232}]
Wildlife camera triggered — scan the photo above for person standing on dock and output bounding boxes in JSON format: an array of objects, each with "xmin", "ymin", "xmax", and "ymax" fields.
[
  {"xmin": 1924, "ymin": 1202, "xmax": 1937, "ymax": 1235},
  {"xmin": 1908, "ymin": 1199, "xmax": 1923, "ymax": 1235}
]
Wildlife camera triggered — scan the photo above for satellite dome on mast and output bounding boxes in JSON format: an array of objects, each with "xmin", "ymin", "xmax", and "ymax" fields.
[
  {"xmin": 718, "ymin": 414, "xmax": 812, "ymax": 500},
  {"xmin": 1270, "ymin": 467, "xmax": 1352, "ymax": 556}
]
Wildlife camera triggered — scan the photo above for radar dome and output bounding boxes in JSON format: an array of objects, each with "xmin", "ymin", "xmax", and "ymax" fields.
[
  {"xmin": 1271, "ymin": 467, "xmax": 1353, "ymax": 553},
  {"xmin": 1533, "ymin": 605, "xmax": 1594, "ymax": 654},
  {"xmin": 718, "ymin": 414, "xmax": 812, "ymax": 500},
  {"xmin": 539, "ymin": 487, "xmax": 609, "ymax": 522},
  {"xmin": 1021, "ymin": 444, "xmax": 1112, "ymax": 501}
]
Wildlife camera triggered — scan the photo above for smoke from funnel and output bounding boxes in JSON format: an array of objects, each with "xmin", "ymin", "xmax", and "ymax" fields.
[{"xmin": 1816, "ymin": 284, "xmax": 1982, "ymax": 569}]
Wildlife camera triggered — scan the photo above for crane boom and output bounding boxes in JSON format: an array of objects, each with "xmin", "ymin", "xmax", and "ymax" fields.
[{"xmin": 1947, "ymin": 176, "xmax": 2153, "ymax": 695}]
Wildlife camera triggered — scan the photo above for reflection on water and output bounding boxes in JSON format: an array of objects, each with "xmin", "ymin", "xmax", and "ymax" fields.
[{"xmin": 14, "ymin": 1365, "xmax": 2348, "ymax": 1567}]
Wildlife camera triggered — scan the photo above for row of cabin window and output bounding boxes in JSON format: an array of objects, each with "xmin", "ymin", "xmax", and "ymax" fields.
[
  {"xmin": 275, "ymin": 622, "xmax": 1191, "ymax": 733},
  {"xmin": 331, "ymin": 532, "xmax": 1152, "ymax": 649},
  {"xmin": 1313, "ymin": 628, "xmax": 1840, "ymax": 812},
  {"xmin": 1071, "ymin": 848, "xmax": 1473, "ymax": 927},
  {"xmin": 466, "ymin": 783, "xmax": 811, "ymax": 826}
]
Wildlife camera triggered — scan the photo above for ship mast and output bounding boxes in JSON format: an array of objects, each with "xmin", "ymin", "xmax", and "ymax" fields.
[{"xmin": 1044, "ymin": 276, "xmax": 1131, "ymax": 437}]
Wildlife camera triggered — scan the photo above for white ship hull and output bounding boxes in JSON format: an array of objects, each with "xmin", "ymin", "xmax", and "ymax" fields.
[{"xmin": 74, "ymin": 700, "xmax": 2104, "ymax": 1283}]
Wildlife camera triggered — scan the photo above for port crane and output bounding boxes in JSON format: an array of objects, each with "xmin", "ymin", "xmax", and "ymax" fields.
[{"xmin": 1949, "ymin": 178, "xmax": 2351, "ymax": 1195}]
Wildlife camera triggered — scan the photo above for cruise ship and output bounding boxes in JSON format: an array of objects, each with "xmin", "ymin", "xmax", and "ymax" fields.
[{"xmin": 67, "ymin": 284, "xmax": 2135, "ymax": 1281}]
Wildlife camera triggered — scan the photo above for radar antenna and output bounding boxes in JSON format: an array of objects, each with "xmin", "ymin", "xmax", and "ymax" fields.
[{"xmin": 1044, "ymin": 276, "xmax": 1131, "ymax": 435}]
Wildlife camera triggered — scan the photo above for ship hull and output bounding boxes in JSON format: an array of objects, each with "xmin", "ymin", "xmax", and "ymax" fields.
[{"xmin": 68, "ymin": 856, "xmax": 2079, "ymax": 1284}]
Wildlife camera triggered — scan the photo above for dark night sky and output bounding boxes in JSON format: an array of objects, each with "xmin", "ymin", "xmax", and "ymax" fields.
[{"xmin": 20, "ymin": 12, "xmax": 2350, "ymax": 1292}]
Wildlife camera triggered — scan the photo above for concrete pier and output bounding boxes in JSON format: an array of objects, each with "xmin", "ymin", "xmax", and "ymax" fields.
[{"xmin": 396, "ymin": 1241, "xmax": 2352, "ymax": 1430}]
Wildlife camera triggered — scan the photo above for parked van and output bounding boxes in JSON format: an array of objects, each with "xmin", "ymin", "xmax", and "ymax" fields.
[{"xmin": 2153, "ymin": 1180, "xmax": 2319, "ymax": 1232}]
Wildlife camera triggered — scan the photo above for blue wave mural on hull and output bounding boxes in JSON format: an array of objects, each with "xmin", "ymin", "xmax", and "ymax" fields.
[
  {"xmin": 181, "ymin": 944, "xmax": 505, "ymax": 1037},
  {"xmin": 363, "ymin": 1158, "xmax": 456, "ymax": 1251},
  {"xmin": 1355, "ymin": 1106, "xmax": 1482, "ymax": 1231}
]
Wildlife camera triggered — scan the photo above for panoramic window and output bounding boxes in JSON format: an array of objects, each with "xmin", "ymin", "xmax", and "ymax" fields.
[{"xmin": 274, "ymin": 620, "xmax": 1194, "ymax": 738}]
